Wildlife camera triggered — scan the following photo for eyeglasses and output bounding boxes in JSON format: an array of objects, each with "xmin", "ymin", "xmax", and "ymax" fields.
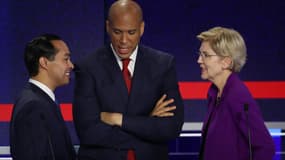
[{"xmin": 197, "ymin": 52, "xmax": 219, "ymax": 60}]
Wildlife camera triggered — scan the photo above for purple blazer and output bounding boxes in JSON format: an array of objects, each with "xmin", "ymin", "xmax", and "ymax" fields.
[{"xmin": 201, "ymin": 73, "xmax": 275, "ymax": 160}]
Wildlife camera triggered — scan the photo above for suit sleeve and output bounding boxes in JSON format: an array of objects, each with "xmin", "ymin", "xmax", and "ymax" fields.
[
  {"xmin": 121, "ymin": 57, "xmax": 184, "ymax": 142},
  {"xmin": 73, "ymin": 63, "xmax": 133, "ymax": 149},
  {"xmin": 11, "ymin": 102, "xmax": 54, "ymax": 160},
  {"xmin": 231, "ymin": 100, "xmax": 275, "ymax": 160}
]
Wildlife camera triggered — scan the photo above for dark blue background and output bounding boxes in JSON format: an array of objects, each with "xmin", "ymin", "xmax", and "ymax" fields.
[{"xmin": 1, "ymin": 1, "xmax": 285, "ymax": 157}]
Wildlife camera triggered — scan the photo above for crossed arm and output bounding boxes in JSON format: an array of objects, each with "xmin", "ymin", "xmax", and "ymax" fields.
[
  {"xmin": 73, "ymin": 55, "xmax": 184, "ymax": 147},
  {"xmin": 101, "ymin": 94, "xmax": 176, "ymax": 127}
]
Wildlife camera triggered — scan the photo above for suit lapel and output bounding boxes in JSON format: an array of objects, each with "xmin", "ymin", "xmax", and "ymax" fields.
[
  {"xmin": 202, "ymin": 95, "xmax": 216, "ymax": 132},
  {"xmin": 129, "ymin": 47, "xmax": 145, "ymax": 96},
  {"xmin": 101, "ymin": 46, "xmax": 129, "ymax": 103},
  {"xmin": 99, "ymin": 46, "xmax": 152, "ymax": 112},
  {"xmin": 28, "ymin": 83, "xmax": 63, "ymax": 121},
  {"xmin": 128, "ymin": 47, "xmax": 151, "ymax": 111},
  {"xmin": 27, "ymin": 83, "xmax": 75, "ymax": 157}
]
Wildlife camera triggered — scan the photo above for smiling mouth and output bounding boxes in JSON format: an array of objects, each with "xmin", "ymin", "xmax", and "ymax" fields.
[{"xmin": 65, "ymin": 72, "xmax": 71, "ymax": 77}]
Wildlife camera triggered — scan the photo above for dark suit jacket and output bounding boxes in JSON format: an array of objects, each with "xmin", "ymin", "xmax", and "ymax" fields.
[
  {"xmin": 73, "ymin": 45, "xmax": 184, "ymax": 160},
  {"xmin": 10, "ymin": 83, "xmax": 76, "ymax": 160}
]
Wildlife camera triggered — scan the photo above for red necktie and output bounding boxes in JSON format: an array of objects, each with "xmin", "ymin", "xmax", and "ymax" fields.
[
  {"xmin": 122, "ymin": 58, "xmax": 132, "ymax": 93},
  {"xmin": 122, "ymin": 59, "xmax": 136, "ymax": 160},
  {"xmin": 127, "ymin": 150, "xmax": 136, "ymax": 160}
]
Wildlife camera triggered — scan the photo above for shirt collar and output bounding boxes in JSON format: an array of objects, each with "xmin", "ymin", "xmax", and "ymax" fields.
[
  {"xmin": 110, "ymin": 44, "xmax": 138, "ymax": 76},
  {"xmin": 29, "ymin": 78, "xmax": 56, "ymax": 102},
  {"xmin": 110, "ymin": 44, "xmax": 138, "ymax": 64}
]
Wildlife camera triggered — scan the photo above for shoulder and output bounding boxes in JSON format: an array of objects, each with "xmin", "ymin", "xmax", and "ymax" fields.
[
  {"xmin": 12, "ymin": 99, "xmax": 45, "ymax": 126},
  {"xmin": 75, "ymin": 46, "xmax": 110, "ymax": 66},
  {"xmin": 139, "ymin": 45, "xmax": 173, "ymax": 58},
  {"xmin": 226, "ymin": 74, "xmax": 252, "ymax": 101},
  {"xmin": 139, "ymin": 45, "xmax": 174, "ymax": 64},
  {"xmin": 223, "ymin": 73, "xmax": 258, "ymax": 113},
  {"xmin": 12, "ymin": 85, "xmax": 48, "ymax": 121}
]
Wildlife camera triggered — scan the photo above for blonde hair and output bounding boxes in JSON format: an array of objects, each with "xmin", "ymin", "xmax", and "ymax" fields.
[{"xmin": 197, "ymin": 26, "xmax": 247, "ymax": 72}]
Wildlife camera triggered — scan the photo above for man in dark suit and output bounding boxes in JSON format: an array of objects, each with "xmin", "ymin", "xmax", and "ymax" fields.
[
  {"xmin": 73, "ymin": 1, "xmax": 184, "ymax": 160},
  {"xmin": 10, "ymin": 34, "xmax": 76, "ymax": 160}
]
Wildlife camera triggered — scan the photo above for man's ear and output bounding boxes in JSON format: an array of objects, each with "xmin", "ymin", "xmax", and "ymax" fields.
[
  {"xmin": 140, "ymin": 21, "xmax": 145, "ymax": 36},
  {"xmin": 39, "ymin": 57, "xmax": 48, "ymax": 70},
  {"xmin": 106, "ymin": 20, "xmax": 110, "ymax": 34}
]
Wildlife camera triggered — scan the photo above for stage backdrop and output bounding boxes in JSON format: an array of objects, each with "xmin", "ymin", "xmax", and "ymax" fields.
[{"xmin": 1, "ymin": 0, "xmax": 285, "ymax": 156}]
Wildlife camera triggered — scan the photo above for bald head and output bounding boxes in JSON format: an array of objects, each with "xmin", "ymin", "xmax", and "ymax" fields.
[
  {"xmin": 108, "ymin": 0, "xmax": 143, "ymax": 23},
  {"xmin": 105, "ymin": 0, "xmax": 145, "ymax": 59}
]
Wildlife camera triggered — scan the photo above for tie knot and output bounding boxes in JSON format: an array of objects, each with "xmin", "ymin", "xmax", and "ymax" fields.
[{"xmin": 122, "ymin": 58, "xmax": 130, "ymax": 70}]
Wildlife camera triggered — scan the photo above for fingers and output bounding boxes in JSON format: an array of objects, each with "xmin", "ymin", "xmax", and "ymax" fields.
[
  {"xmin": 155, "ymin": 94, "xmax": 174, "ymax": 110},
  {"xmin": 155, "ymin": 105, "xmax": 176, "ymax": 117},
  {"xmin": 151, "ymin": 94, "xmax": 177, "ymax": 117},
  {"xmin": 155, "ymin": 94, "xmax": 167, "ymax": 107},
  {"xmin": 159, "ymin": 98, "xmax": 174, "ymax": 109}
]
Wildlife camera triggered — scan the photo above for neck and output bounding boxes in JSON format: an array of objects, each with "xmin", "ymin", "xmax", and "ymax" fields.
[
  {"xmin": 31, "ymin": 75, "xmax": 56, "ymax": 92},
  {"xmin": 213, "ymin": 71, "xmax": 232, "ymax": 97}
]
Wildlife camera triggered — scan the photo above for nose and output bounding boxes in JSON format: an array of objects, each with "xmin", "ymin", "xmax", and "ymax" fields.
[
  {"xmin": 197, "ymin": 55, "xmax": 203, "ymax": 64},
  {"xmin": 120, "ymin": 33, "xmax": 128, "ymax": 44},
  {"xmin": 69, "ymin": 60, "xmax": 74, "ymax": 69}
]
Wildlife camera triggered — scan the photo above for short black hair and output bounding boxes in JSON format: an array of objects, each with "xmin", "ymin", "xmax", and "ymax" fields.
[{"xmin": 24, "ymin": 34, "xmax": 62, "ymax": 77}]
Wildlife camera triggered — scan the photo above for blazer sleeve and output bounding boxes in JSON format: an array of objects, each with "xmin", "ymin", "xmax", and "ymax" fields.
[
  {"xmin": 121, "ymin": 57, "xmax": 184, "ymax": 142},
  {"xmin": 11, "ymin": 102, "xmax": 54, "ymax": 160},
  {"xmin": 231, "ymin": 100, "xmax": 275, "ymax": 160},
  {"xmin": 73, "ymin": 63, "xmax": 133, "ymax": 149}
]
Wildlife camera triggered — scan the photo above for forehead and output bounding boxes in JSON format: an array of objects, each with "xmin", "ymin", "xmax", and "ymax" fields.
[
  {"xmin": 200, "ymin": 41, "xmax": 211, "ymax": 50},
  {"xmin": 50, "ymin": 40, "xmax": 69, "ymax": 54},
  {"xmin": 109, "ymin": 12, "xmax": 142, "ymax": 28},
  {"xmin": 200, "ymin": 41, "xmax": 217, "ymax": 54}
]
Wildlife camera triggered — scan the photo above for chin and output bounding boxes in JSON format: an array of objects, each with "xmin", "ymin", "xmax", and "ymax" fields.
[
  {"xmin": 201, "ymin": 75, "xmax": 208, "ymax": 80},
  {"xmin": 119, "ymin": 53, "xmax": 131, "ymax": 58},
  {"xmin": 61, "ymin": 80, "xmax": 69, "ymax": 86}
]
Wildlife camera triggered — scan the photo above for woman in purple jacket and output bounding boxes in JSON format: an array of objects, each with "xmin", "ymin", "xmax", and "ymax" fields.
[{"xmin": 197, "ymin": 27, "xmax": 275, "ymax": 160}]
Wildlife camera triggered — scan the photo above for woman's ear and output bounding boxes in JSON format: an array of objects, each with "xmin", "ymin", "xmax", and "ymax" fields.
[{"xmin": 222, "ymin": 56, "xmax": 233, "ymax": 70}]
